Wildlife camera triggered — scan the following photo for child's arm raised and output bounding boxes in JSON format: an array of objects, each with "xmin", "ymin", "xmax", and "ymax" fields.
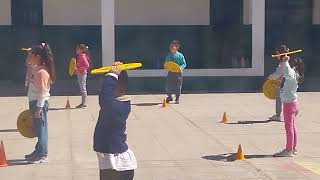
[
  {"xmin": 99, "ymin": 65, "xmax": 122, "ymax": 108},
  {"xmin": 283, "ymin": 56, "xmax": 296, "ymax": 81}
]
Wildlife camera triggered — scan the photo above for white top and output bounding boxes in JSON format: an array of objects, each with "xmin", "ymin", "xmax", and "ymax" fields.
[{"xmin": 97, "ymin": 149, "xmax": 137, "ymax": 171}]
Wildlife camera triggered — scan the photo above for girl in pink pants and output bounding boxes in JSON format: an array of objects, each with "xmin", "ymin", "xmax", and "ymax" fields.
[{"xmin": 274, "ymin": 56, "xmax": 304, "ymax": 157}]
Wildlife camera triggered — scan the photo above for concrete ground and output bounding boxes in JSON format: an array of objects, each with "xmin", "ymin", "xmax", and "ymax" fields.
[{"xmin": 0, "ymin": 93, "xmax": 320, "ymax": 180}]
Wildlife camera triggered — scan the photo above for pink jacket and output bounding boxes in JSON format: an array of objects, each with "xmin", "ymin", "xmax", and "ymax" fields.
[{"xmin": 76, "ymin": 54, "xmax": 90, "ymax": 75}]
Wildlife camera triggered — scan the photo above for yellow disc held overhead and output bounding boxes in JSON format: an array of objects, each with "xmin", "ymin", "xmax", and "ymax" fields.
[
  {"xmin": 164, "ymin": 61, "xmax": 181, "ymax": 73},
  {"xmin": 17, "ymin": 110, "xmax": 36, "ymax": 138},
  {"xmin": 263, "ymin": 79, "xmax": 280, "ymax": 100},
  {"xmin": 68, "ymin": 57, "xmax": 77, "ymax": 76},
  {"xmin": 91, "ymin": 63, "xmax": 142, "ymax": 74}
]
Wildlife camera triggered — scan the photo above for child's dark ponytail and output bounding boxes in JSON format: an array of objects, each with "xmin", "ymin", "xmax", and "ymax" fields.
[
  {"xmin": 31, "ymin": 42, "xmax": 56, "ymax": 83},
  {"xmin": 290, "ymin": 58, "xmax": 304, "ymax": 84}
]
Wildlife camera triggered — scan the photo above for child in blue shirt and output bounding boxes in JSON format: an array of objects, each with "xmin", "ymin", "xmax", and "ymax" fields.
[
  {"xmin": 94, "ymin": 62, "xmax": 137, "ymax": 180},
  {"xmin": 165, "ymin": 40, "xmax": 187, "ymax": 104}
]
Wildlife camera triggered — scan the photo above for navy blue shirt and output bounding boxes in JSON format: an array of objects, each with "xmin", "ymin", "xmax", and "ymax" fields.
[{"xmin": 93, "ymin": 74, "xmax": 130, "ymax": 154}]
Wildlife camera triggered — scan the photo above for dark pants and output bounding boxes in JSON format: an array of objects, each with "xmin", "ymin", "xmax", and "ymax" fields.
[
  {"xmin": 166, "ymin": 72, "xmax": 183, "ymax": 100},
  {"xmin": 100, "ymin": 169, "xmax": 134, "ymax": 180}
]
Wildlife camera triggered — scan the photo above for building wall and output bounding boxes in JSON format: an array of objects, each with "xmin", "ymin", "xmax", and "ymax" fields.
[
  {"xmin": 115, "ymin": 0, "xmax": 210, "ymax": 25},
  {"xmin": 43, "ymin": 0, "xmax": 101, "ymax": 25},
  {"xmin": 0, "ymin": 0, "xmax": 11, "ymax": 25}
]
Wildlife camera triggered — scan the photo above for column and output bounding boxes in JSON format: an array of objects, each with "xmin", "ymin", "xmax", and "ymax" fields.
[
  {"xmin": 252, "ymin": 0, "xmax": 265, "ymax": 75},
  {"xmin": 0, "ymin": 0, "xmax": 11, "ymax": 25},
  {"xmin": 313, "ymin": 0, "xmax": 320, "ymax": 25},
  {"xmin": 101, "ymin": 0, "xmax": 115, "ymax": 66},
  {"xmin": 243, "ymin": 0, "xmax": 252, "ymax": 25}
]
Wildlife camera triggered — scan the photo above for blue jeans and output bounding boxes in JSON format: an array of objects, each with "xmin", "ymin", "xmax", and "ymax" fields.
[{"xmin": 29, "ymin": 101, "xmax": 49, "ymax": 156}]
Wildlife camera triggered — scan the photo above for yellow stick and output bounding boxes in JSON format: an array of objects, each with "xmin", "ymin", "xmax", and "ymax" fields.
[{"xmin": 272, "ymin": 49, "xmax": 302, "ymax": 58}]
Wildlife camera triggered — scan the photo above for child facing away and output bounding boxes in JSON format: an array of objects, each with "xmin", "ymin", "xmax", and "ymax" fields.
[
  {"xmin": 25, "ymin": 42, "xmax": 56, "ymax": 163},
  {"xmin": 273, "ymin": 56, "xmax": 304, "ymax": 157},
  {"xmin": 268, "ymin": 45, "xmax": 290, "ymax": 121},
  {"xmin": 75, "ymin": 44, "xmax": 90, "ymax": 108},
  {"xmin": 93, "ymin": 62, "xmax": 137, "ymax": 180},
  {"xmin": 165, "ymin": 40, "xmax": 187, "ymax": 104}
]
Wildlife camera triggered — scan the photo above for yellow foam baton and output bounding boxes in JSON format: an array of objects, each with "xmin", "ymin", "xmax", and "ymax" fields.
[
  {"xmin": 272, "ymin": 49, "xmax": 302, "ymax": 58},
  {"xmin": 21, "ymin": 48, "xmax": 31, "ymax": 51},
  {"xmin": 91, "ymin": 63, "xmax": 142, "ymax": 74}
]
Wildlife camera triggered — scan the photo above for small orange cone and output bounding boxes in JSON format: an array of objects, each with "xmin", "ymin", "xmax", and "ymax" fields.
[
  {"xmin": 236, "ymin": 144, "xmax": 246, "ymax": 160},
  {"xmin": 0, "ymin": 140, "xmax": 8, "ymax": 167},
  {"xmin": 66, "ymin": 99, "xmax": 71, "ymax": 109},
  {"xmin": 162, "ymin": 98, "xmax": 167, "ymax": 108},
  {"xmin": 220, "ymin": 112, "xmax": 228, "ymax": 123}
]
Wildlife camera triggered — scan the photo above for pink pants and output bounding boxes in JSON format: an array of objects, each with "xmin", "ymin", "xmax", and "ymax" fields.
[{"xmin": 283, "ymin": 101, "xmax": 298, "ymax": 151}]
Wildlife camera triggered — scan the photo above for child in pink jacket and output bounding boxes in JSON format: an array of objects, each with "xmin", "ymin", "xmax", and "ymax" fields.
[{"xmin": 75, "ymin": 44, "xmax": 90, "ymax": 108}]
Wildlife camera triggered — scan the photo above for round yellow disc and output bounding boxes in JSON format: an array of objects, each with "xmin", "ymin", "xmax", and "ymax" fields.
[
  {"xmin": 17, "ymin": 110, "xmax": 36, "ymax": 138},
  {"xmin": 91, "ymin": 63, "xmax": 142, "ymax": 75},
  {"xmin": 263, "ymin": 79, "xmax": 280, "ymax": 100},
  {"xmin": 68, "ymin": 57, "xmax": 77, "ymax": 76},
  {"xmin": 164, "ymin": 61, "xmax": 181, "ymax": 73}
]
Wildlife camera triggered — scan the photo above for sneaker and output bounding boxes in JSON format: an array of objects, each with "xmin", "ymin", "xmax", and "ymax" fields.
[
  {"xmin": 273, "ymin": 149, "xmax": 293, "ymax": 157},
  {"xmin": 25, "ymin": 151, "xmax": 37, "ymax": 160},
  {"xmin": 269, "ymin": 115, "xmax": 281, "ymax": 121},
  {"xmin": 293, "ymin": 149, "xmax": 298, "ymax": 155},
  {"xmin": 75, "ymin": 104, "xmax": 87, "ymax": 108},
  {"xmin": 166, "ymin": 96, "xmax": 173, "ymax": 103},
  {"xmin": 175, "ymin": 99, "xmax": 180, "ymax": 104},
  {"xmin": 27, "ymin": 155, "xmax": 49, "ymax": 164}
]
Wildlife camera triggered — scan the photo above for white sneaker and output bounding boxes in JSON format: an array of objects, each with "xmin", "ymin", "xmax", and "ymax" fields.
[
  {"xmin": 273, "ymin": 149, "xmax": 293, "ymax": 157},
  {"xmin": 269, "ymin": 115, "xmax": 281, "ymax": 121},
  {"xmin": 28, "ymin": 155, "xmax": 49, "ymax": 164},
  {"xmin": 293, "ymin": 149, "xmax": 298, "ymax": 155}
]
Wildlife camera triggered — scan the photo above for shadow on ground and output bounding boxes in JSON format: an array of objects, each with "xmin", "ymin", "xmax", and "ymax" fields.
[
  {"xmin": 131, "ymin": 103, "xmax": 162, "ymax": 107},
  {"xmin": 7, "ymin": 159, "xmax": 31, "ymax": 166},
  {"xmin": 49, "ymin": 107, "xmax": 77, "ymax": 111},
  {"xmin": 227, "ymin": 120, "xmax": 282, "ymax": 125},
  {"xmin": 0, "ymin": 129, "xmax": 18, "ymax": 133},
  {"xmin": 202, "ymin": 153, "xmax": 273, "ymax": 162}
]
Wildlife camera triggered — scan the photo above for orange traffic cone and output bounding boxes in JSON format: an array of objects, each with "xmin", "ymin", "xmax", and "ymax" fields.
[
  {"xmin": 162, "ymin": 98, "xmax": 167, "ymax": 108},
  {"xmin": 0, "ymin": 140, "xmax": 8, "ymax": 167},
  {"xmin": 220, "ymin": 112, "xmax": 228, "ymax": 123},
  {"xmin": 65, "ymin": 99, "xmax": 71, "ymax": 109},
  {"xmin": 236, "ymin": 144, "xmax": 246, "ymax": 160}
]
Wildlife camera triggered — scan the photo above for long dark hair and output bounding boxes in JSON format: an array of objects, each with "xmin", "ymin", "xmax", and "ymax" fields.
[
  {"xmin": 77, "ymin": 44, "xmax": 91, "ymax": 66},
  {"xmin": 290, "ymin": 57, "xmax": 305, "ymax": 84},
  {"xmin": 31, "ymin": 43, "xmax": 56, "ymax": 82}
]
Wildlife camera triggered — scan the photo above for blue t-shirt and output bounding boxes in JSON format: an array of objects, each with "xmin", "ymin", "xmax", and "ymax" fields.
[{"xmin": 165, "ymin": 51, "xmax": 187, "ymax": 69}]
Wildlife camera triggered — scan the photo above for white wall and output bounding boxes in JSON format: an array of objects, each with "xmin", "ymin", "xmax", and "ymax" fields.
[
  {"xmin": 115, "ymin": 0, "xmax": 210, "ymax": 25},
  {"xmin": 0, "ymin": 0, "xmax": 11, "ymax": 25},
  {"xmin": 43, "ymin": 0, "xmax": 101, "ymax": 25},
  {"xmin": 313, "ymin": 0, "xmax": 320, "ymax": 25}
]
